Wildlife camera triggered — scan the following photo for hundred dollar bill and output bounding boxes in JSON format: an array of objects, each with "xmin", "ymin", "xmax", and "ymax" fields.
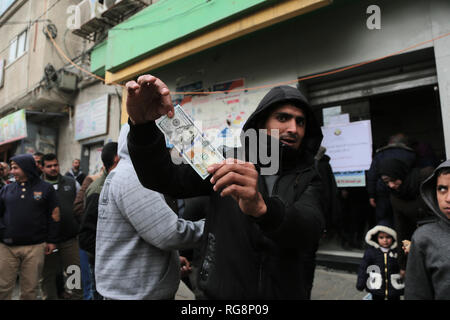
[{"xmin": 156, "ymin": 104, "xmax": 225, "ymax": 179}]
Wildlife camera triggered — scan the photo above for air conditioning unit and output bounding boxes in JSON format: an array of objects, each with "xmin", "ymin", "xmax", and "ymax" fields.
[
  {"xmin": 104, "ymin": 0, "xmax": 124, "ymax": 9},
  {"xmin": 77, "ymin": 0, "xmax": 92, "ymax": 26},
  {"xmin": 78, "ymin": 0, "xmax": 105, "ymax": 26},
  {"xmin": 58, "ymin": 70, "xmax": 78, "ymax": 92}
]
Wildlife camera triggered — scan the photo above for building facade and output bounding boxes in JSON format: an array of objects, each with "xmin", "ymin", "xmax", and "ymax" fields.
[
  {"xmin": 0, "ymin": 0, "xmax": 153, "ymax": 173},
  {"xmin": 88, "ymin": 0, "xmax": 450, "ymax": 260}
]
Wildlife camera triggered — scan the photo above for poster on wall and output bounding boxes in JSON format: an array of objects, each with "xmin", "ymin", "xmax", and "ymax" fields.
[
  {"xmin": 22, "ymin": 122, "xmax": 57, "ymax": 155},
  {"xmin": 181, "ymin": 84, "xmax": 267, "ymax": 149},
  {"xmin": 321, "ymin": 120, "xmax": 373, "ymax": 173},
  {"xmin": 75, "ymin": 95, "xmax": 109, "ymax": 140},
  {"xmin": 0, "ymin": 109, "xmax": 27, "ymax": 146}
]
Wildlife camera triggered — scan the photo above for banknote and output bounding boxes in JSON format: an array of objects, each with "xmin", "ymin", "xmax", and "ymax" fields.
[{"xmin": 156, "ymin": 105, "xmax": 225, "ymax": 179}]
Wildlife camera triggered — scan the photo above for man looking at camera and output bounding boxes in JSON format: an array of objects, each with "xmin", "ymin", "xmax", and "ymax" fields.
[
  {"xmin": 40, "ymin": 153, "xmax": 83, "ymax": 300},
  {"xmin": 126, "ymin": 75, "xmax": 324, "ymax": 299}
]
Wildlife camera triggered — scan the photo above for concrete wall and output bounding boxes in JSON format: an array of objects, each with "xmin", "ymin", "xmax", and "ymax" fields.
[
  {"xmin": 147, "ymin": 0, "xmax": 449, "ymax": 158},
  {"xmin": 0, "ymin": 0, "xmax": 85, "ymax": 112},
  {"xmin": 57, "ymin": 81, "xmax": 121, "ymax": 173},
  {"xmin": 430, "ymin": 0, "xmax": 450, "ymax": 158}
]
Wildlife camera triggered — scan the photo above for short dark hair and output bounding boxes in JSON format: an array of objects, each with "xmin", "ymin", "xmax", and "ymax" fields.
[
  {"xmin": 41, "ymin": 153, "xmax": 58, "ymax": 166},
  {"xmin": 101, "ymin": 142, "xmax": 118, "ymax": 172},
  {"xmin": 436, "ymin": 167, "xmax": 450, "ymax": 178},
  {"xmin": 33, "ymin": 152, "xmax": 44, "ymax": 157}
]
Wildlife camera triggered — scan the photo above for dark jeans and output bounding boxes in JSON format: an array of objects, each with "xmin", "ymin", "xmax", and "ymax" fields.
[{"xmin": 88, "ymin": 261, "xmax": 103, "ymax": 300}]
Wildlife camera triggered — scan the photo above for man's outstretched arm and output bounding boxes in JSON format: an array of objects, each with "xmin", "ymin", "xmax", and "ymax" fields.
[{"xmin": 126, "ymin": 75, "xmax": 211, "ymax": 198}]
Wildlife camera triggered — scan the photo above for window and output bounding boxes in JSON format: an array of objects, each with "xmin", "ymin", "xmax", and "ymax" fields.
[
  {"xmin": 0, "ymin": 0, "xmax": 15, "ymax": 18},
  {"xmin": 8, "ymin": 29, "xmax": 27, "ymax": 64}
]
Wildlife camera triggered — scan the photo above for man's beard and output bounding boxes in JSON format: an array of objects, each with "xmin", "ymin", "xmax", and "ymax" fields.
[{"xmin": 46, "ymin": 172, "xmax": 59, "ymax": 180}]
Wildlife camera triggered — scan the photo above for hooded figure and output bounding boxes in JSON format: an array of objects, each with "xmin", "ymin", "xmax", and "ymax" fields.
[
  {"xmin": 377, "ymin": 157, "xmax": 435, "ymax": 270},
  {"xmin": 0, "ymin": 154, "xmax": 59, "ymax": 246},
  {"xmin": 11, "ymin": 154, "xmax": 41, "ymax": 183},
  {"xmin": 356, "ymin": 221, "xmax": 404, "ymax": 300},
  {"xmin": 95, "ymin": 124, "xmax": 204, "ymax": 300},
  {"xmin": 0, "ymin": 154, "xmax": 60, "ymax": 300},
  {"xmin": 405, "ymin": 160, "xmax": 450, "ymax": 299},
  {"xmin": 127, "ymin": 84, "xmax": 325, "ymax": 299}
]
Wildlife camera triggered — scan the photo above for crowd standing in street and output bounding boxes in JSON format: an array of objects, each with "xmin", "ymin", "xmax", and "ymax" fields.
[{"xmin": 1, "ymin": 77, "xmax": 449, "ymax": 301}]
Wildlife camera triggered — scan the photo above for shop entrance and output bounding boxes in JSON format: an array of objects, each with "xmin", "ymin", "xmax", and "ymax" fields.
[
  {"xmin": 303, "ymin": 52, "xmax": 446, "ymax": 268},
  {"xmin": 317, "ymin": 85, "xmax": 445, "ymax": 256}
]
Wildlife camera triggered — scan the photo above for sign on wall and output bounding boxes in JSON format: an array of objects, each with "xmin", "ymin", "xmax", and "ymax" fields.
[
  {"xmin": 180, "ymin": 85, "xmax": 266, "ymax": 148},
  {"xmin": 321, "ymin": 120, "xmax": 373, "ymax": 173},
  {"xmin": 0, "ymin": 109, "xmax": 27, "ymax": 146},
  {"xmin": 75, "ymin": 94, "xmax": 109, "ymax": 140}
]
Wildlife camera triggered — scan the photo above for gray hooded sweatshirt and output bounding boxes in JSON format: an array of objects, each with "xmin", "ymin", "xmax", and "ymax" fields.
[
  {"xmin": 95, "ymin": 124, "xmax": 204, "ymax": 300},
  {"xmin": 404, "ymin": 160, "xmax": 450, "ymax": 300}
]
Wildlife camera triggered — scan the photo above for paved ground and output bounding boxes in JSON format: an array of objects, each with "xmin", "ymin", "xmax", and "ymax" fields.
[
  {"xmin": 311, "ymin": 266, "xmax": 366, "ymax": 300},
  {"xmin": 175, "ymin": 265, "xmax": 367, "ymax": 300},
  {"xmin": 12, "ymin": 266, "xmax": 366, "ymax": 300}
]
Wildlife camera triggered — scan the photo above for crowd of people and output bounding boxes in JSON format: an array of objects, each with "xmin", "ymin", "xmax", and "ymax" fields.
[{"xmin": 0, "ymin": 74, "xmax": 449, "ymax": 300}]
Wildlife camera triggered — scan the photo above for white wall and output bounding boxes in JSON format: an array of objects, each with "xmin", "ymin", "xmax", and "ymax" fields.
[
  {"xmin": 57, "ymin": 81, "xmax": 121, "ymax": 173},
  {"xmin": 150, "ymin": 0, "xmax": 449, "ymax": 156}
]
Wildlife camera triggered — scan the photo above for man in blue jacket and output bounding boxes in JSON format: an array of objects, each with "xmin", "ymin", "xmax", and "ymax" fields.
[{"xmin": 0, "ymin": 154, "xmax": 60, "ymax": 300}]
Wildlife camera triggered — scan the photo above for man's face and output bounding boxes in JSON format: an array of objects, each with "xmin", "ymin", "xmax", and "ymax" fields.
[
  {"xmin": 72, "ymin": 159, "xmax": 80, "ymax": 170},
  {"xmin": 264, "ymin": 104, "xmax": 306, "ymax": 150},
  {"xmin": 10, "ymin": 161, "xmax": 27, "ymax": 183},
  {"xmin": 33, "ymin": 156, "xmax": 42, "ymax": 171},
  {"xmin": 436, "ymin": 173, "xmax": 450, "ymax": 219},
  {"xmin": 381, "ymin": 175, "xmax": 402, "ymax": 190},
  {"xmin": 42, "ymin": 159, "xmax": 60, "ymax": 179}
]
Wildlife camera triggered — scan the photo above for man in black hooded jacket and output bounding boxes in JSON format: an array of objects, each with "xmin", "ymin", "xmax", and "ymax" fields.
[
  {"xmin": 0, "ymin": 154, "xmax": 60, "ymax": 299},
  {"xmin": 125, "ymin": 75, "xmax": 325, "ymax": 299}
]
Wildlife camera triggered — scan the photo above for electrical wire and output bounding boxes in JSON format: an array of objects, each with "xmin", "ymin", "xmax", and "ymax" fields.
[{"xmin": 45, "ymin": 22, "xmax": 450, "ymax": 95}]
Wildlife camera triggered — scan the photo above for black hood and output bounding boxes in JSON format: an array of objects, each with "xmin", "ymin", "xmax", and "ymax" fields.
[
  {"xmin": 241, "ymin": 85, "xmax": 323, "ymax": 161},
  {"xmin": 10, "ymin": 154, "xmax": 41, "ymax": 183},
  {"xmin": 420, "ymin": 160, "xmax": 450, "ymax": 226}
]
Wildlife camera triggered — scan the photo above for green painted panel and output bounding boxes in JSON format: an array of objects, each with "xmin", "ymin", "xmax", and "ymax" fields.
[
  {"xmin": 104, "ymin": 0, "xmax": 272, "ymax": 72},
  {"xmin": 90, "ymin": 40, "xmax": 107, "ymax": 77}
]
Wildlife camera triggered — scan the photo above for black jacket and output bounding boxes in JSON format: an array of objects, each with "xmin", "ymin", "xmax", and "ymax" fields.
[
  {"xmin": 51, "ymin": 174, "xmax": 79, "ymax": 243},
  {"xmin": 367, "ymin": 144, "xmax": 416, "ymax": 199},
  {"xmin": 128, "ymin": 86, "xmax": 324, "ymax": 299},
  {"xmin": 65, "ymin": 169, "xmax": 86, "ymax": 186},
  {"xmin": 356, "ymin": 223, "xmax": 404, "ymax": 299},
  {"xmin": 78, "ymin": 170, "xmax": 108, "ymax": 263},
  {"xmin": 0, "ymin": 154, "xmax": 60, "ymax": 245}
]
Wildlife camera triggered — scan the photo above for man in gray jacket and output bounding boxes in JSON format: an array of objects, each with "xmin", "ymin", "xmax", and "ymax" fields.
[
  {"xmin": 405, "ymin": 159, "xmax": 450, "ymax": 299},
  {"xmin": 95, "ymin": 124, "xmax": 204, "ymax": 300}
]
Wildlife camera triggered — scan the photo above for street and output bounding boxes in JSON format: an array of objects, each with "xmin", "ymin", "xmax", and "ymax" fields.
[{"xmin": 13, "ymin": 265, "xmax": 365, "ymax": 300}]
